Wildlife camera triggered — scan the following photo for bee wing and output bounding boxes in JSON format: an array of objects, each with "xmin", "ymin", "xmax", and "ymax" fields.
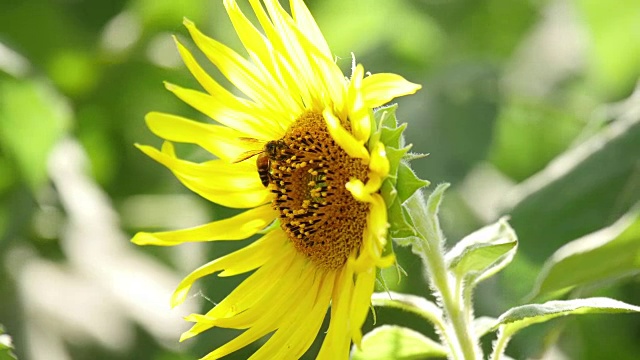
[
  {"xmin": 233, "ymin": 149, "xmax": 264, "ymax": 163},
  {"xmin": 238, "ymin": 137, "xmax": 267, "ymax": 145}
]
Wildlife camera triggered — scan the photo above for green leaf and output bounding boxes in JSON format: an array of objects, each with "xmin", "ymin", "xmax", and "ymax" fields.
[
  {"xmin": 407, "ymin": 183, "xmax": 449, "ymax": 249},
  {"xmin": 529, "ymin": 207, "xmax": 640, "ymax": 300},
  {"xmin": 426, "ymin": 183, "xmax": 449, "ymax": 218},
  {"xmin": 492, "ymin": 297, "xmax": 640, "ymax": 336},
  {"xmin": 446, "ymin": 217, "xmax": 518, "ymax": 284},
  {"xmin": 351, "ymin": 325, "xmax": 447, "ymax": 360},
  {"xmin": 371, "ymin": 104, "xmax": 401, "ymax": 153},
  {"xmin": 371, "ymin": 104, "xmax": 431, "ymax": 245},
  {"xmin": 397, "ymin": 162, "xmax": 431, "ymax": 203},
  {"xmin": 380, "ymin": 178, "xmax": 398, "ymax": 204},
  {"xmin": 385, "ymin": 145, "xmax": 411, "ymax": 180},
  {"xmin": 0, "ymin": 76, "xmax": 71, "ymax": 190},
  {"xmin": 0, "ymin": 325, "xmax": 17, "ymax": 360},
  {"xmin": 490, "ymin": 298, "xmax": 640, "ymax": 360},
  {"xmin": 382, "ymin": 180, "xmax": 416, "ymax": 240},
  {"xmin": 372, "ymin": 291, "xmax": 444, "ymax": 328},
  {"xmin": 375, "ymin": 104, "xmax": 399, "ymax": 131},
  {"xmin": 389, "ymin": 200, "xmax": 418, "ymax": 240},
  {"xmin": 393, "ymin": 184, "xmax": 449, "ymax": 264},
  {"xmin": 380, "ymin": 123, "xmax": 407, "ymax": 150}
]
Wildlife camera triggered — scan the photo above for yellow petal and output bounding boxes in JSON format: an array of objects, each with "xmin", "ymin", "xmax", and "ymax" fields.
[
  {"xmin": 164, "ymin": 82, "xmax": 283, "ymax": 139},
  {"xmin": 279, "ymin": 13, "xmax": 346, "ymax": 114},
  {"xmin": 284, "ymin": 272, "xmax": 335, "ymax": 358},
  {"xmin": 366, "ymin": 195, "xmax": 391, "ymax": 265},
  {"xmin": 224, "ymin": 0, "xmax": 275, "ymax": 75},
  {"xmin": 368, "ymin": 194, "xmax": 388, "ymax": 243},
  {"xmin": 215, "ymin": 261, "xmax": 315, "ymax": 329},
  {"xmin": 175, "ymin": 238, "xmax": 297, "ymax": 312},
  {"xmin": 246, "ymin": 0, "xmax": 341, "ymax": 112},
  {"xmin": 317, "ymin": 265, "xmax": 354, "ymax": 359},
  {"xmin": 347, "ymin": 64, "xmax": 371, "ymax": 142},
  {"xmin": 174, "ymin": 36, "xmax": 250, "ymax": 110},
  {"xmin": 169, "ymin": 230, "xmax": 282, "ymax": 312},
  {"xmin": 181, "ymin": 245, "xmax": 311, "ymax": 332},
  {"xmin": 262, "ymin": 0, "xmax": 320, "ymax": 101},
  {"xmin": 369, "ymin": 142, "xmax": 390, "ymax": 177},
  {"xmin": 349, "ymin": 267, "xmax": 376, "ymax": 346},
  {"xmin": 131, "ymin": 204, "xmax": 276, "ymax": 247},
  {"xmin": 198, "ymin": 320, "xmax": 277, "ymax": 359},
  {"xmin": 282, "ymin": 271, "xmax": 336, "ymax": 358},
  {"xmin": 362, "ymin": 73, "xmax": 422, "ymax": 108},
  {"xmin": 136, "ymin": 143, "xmax": 271, "ymax": 208},
  {"xmin": 145, "ymin": 112, "xmax": 250, "ymax": 162},
  {"xmin": 288, "ymin": 15, "xmax": 346, "ymax": 113},
  {"xmin": 252, "ymin": 269, "xmax": 335, "ymax": 359},
  {"xmin": 193, "ymin": 254, "xmax": 313, "ymax": 359},
  {"xmin": 350, "ymin": 194, "xmax": 390, "ymax": 274},
  {"xmin": 259, "ymin": 0, "xmax": 345, "ymax": 113},
  {"xmin": 183, "ymin": 18, "xmax": 286, "ymax": 121},
  {"xmin": 323, "ymin": 108, "xmax": 370, "ymax": 162},
  {"xmin": 366, "ymin": 193, "xmax": 388, "ymax": 251},
  {"xmin": 377, "ymin": 253, "xmax": 396, "ymax": 268},
  {"xmin": 223, "ymin": 0, "xmax": 303, "ymax": 120},
  {"xmin": 345, "ymin": 179, "xmax": 372, "ymax": 203},
  {"xmin": 290, "ymin": 0, "xmax": 332, "ymax": 59},
  {"xmin": 216, "ymin": 231, "xmax": 283, "ymax": 274}
]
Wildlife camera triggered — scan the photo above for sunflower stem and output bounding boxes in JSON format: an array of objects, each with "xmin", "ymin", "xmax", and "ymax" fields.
[{"xmin": 406, "ymin": 184, "xmax": 481, "ymax": 360}]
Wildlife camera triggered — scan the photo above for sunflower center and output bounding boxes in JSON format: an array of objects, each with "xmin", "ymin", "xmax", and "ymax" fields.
[{"xmin": 268, "ymin": 111, "xmax": 369, "ymax": 270}]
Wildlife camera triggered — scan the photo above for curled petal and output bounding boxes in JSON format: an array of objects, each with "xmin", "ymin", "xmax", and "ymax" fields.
[
  {"xmin": 323, "ymin": 108, "xmax": 369, "ymax": 161},
  {"xmin": 369, "ymin": 142, "xmax": 390, "ymax": 177},
  {"xmin": 347, "ymin": 64, "xmax": 371, "ymax": 142},
  {"xmin": 362, "ymin": 73, "xmax": 422, "ymax": 108}
]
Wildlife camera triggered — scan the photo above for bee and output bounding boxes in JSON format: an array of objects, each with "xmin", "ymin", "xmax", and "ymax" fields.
[{"xmin": 234, "ymin": 138, "xmax": 286, "ymax": 187}]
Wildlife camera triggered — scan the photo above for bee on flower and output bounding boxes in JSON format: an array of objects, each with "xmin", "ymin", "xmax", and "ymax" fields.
[{"xmin": 133, "ymin": 0, "xmax": 421, "ymax": 358}]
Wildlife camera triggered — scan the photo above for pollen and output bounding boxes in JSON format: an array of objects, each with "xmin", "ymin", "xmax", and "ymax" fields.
[{"xmin": 268, "ymin": 111, "xmax": 369, "ymax": 269}]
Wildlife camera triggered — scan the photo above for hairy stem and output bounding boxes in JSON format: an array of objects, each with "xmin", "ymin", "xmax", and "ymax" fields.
[
  {"xmin": 407, "ymin": 185, "xmax": 481, "ymax": 360},
  {"xmin": 490, "ymin": 328, "xmax": 511, "ymax": 360}
]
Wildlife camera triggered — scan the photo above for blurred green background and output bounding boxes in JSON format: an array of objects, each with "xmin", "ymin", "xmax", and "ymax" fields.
[{"xmin": 1, "ymin": 0, "xmax": 639, "ymax": 359}]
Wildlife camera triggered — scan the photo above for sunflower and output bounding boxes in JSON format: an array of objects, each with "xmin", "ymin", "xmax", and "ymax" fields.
[{"xmin": 132, "ymin": 0, "xmax": 421, "ymax": 358}]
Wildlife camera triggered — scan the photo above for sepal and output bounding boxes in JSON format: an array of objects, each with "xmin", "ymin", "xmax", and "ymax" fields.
[{"xmin": 371, "ymin": 105, "xmax": 430, "ymax": 246}]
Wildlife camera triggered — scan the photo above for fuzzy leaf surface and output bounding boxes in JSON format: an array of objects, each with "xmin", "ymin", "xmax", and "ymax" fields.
[
  {"xmin": 446, "ymin": 217, "xmax": 518, "ymax": 284},
  {"xmin": 491, "ymin": 297, "xmax": 640, "ymax": 337}
]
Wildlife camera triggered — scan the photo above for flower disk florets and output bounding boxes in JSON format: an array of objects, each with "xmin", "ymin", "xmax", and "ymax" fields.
[{"xmin": 269, "ymin": 111, "xmax": 369, "ymax": 269}]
